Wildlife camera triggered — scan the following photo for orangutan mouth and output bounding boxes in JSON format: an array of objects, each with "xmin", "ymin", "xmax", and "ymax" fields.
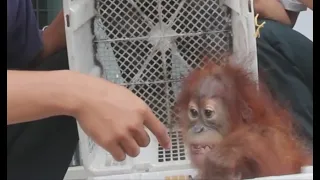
[{"xmin": 190, "ymin": 144, "xmax": 213, "ymax": 154}]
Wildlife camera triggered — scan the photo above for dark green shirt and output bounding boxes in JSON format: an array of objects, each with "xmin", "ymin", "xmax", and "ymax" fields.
[{"xmin": 257, "ymin": 19, "xmax": 313, "ymax": 147}]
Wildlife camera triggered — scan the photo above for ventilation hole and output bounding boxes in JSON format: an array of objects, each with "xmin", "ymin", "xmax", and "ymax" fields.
[{"xmin": 158, "ymin": 131, "xmax": 186, "ymax": 162}]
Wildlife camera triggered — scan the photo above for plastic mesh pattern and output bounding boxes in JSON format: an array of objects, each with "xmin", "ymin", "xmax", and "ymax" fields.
[
  {"xmin": 158, "ymin": 131, "xmax": 186, "ymax": 162},
  {"xmin": 91, "ymin": 0, "xmax": 232, "ymax": 163},
  {"xmin": 93, "ymin": 0, "xmax": 232, "ymax": 126}
]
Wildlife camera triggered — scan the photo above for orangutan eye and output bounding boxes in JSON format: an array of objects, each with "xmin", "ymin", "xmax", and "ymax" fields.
[
  {"xmin": 204, "ymin": 109, "xmax": 215, "ymax": 119},
  {"xmin": 189, "ymin": 108, "xmax": 199, "ymax": 120}
]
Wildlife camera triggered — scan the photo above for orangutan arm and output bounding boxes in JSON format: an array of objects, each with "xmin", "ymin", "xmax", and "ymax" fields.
[{"xmin": 200, "ymin": 125, "xmax": 311, "ymax": 180}]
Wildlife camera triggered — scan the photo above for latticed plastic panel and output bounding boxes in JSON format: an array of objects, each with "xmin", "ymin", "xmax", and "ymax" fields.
[
  {"xmin": 93, "ymin": 0, "xmax": 232, "ymax": 129},
  {"xmin": 91, "ymin": 0, "xmax": 232, "ymax": 163},
  {"xmin": 158, "ymin": 131, "xmax": 186, "ymax": 162}
]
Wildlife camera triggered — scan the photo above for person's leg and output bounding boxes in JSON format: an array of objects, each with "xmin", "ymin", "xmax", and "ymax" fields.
[
  {"xmin": 256, "ymin": 19, "xmax": 313, "ymax": 148},
  {"xmin": 7, "ymin": 49, "xmax": 79, "ymax": 180}
]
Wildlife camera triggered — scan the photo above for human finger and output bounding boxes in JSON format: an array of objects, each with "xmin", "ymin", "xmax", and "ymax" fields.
[
  {"xmin": 142, "ymin": 107, "xmax": 171, "ymax": 149},
  {"xmin": 104, "ymin": 141, "xmax": 126, "ymax": 161},
  {"xmin": 131, "ymin": 126, "xmax": 150, "ymax": 147},
  {"xmin": 120, "ymin": 136, "xmax": 141, "ymax": 157}
]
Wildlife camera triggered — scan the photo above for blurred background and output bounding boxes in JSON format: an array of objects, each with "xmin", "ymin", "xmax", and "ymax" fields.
[
  {"xmin": 32, "ymin": 0, "xmax": 313, "ymax": 41},
  {"xmin": 31, "ymin": 0, "xmax": 312, "ymax": 40},
  {"xmin": 294, "ymin": 8, "xmax": 313, "ymax": 41}
]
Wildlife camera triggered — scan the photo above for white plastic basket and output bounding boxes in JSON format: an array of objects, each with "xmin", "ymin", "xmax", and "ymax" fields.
[
  {"xmin": 90, "ymin": 173, "xmax": 314, "ymax": 180},
  {"xmin": 64, "ymin": 166, "xmax": 313, "ymax": 180},
  {"xmin": 90, "ymin": 171, "xmax": 314, "ymax": 180},
  {"xmin": 63, "ymin": 0, "xmax": 259, "ymax": 177}
]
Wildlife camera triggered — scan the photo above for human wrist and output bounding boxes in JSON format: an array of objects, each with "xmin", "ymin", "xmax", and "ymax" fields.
[
  {"xmin": 47, "ymin": 70, "xmax": 84, "ymax": 117},
  {"xmin": 42, "ymin": 25, "xmax": 49, "ymax": 31},
  {"xmin": 52, "ymin": 70, "xmax": 109, "ymax": 118},
  {"xmin": 54, "ymin": 70, "xmax": 120, "ymax": 118}
]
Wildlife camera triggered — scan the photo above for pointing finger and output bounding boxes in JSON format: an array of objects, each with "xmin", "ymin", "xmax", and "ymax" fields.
[{"xmin": 142, "ymin": 107, "xmax": 171, "ymax": 149}]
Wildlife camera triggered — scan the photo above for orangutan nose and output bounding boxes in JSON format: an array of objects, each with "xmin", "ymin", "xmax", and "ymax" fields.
[{"xmin": 192, "ymin": 125, "xmax": 205, "ymax": 133}]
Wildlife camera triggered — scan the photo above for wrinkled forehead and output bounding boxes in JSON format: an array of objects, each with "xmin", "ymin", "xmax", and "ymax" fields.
[{"xmin": 193, "ymin": 75, "xmax": 226, "ymax": 100}]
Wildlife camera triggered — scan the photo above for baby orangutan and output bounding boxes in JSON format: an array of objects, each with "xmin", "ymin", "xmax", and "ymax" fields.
[{"xmin": 175, "ymin": 57, "xmax": 312, "ymax": 180}]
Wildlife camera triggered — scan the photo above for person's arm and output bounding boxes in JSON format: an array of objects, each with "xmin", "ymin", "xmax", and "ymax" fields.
[
  {"xmin": 7, "ymin": 70, "xmax": 76, "ymax": 125},
  {"xmin": 8, "ymin": 69, "xmax": 171, "ymax": 159},
  {"xmin": 280, "ymin": 0, "xmax": 309, "ymax": 27},
  {"xmin": 286, "ymin": 11, "xmax": 300, "ymax": 27},
  {"xmin": 254, "ymin": 0, "xmax": 292, "ymax": 25},
  {"xmin": 39, "ymin": 10, "xmax": 66, "ymax": 59},
  {"xmin": 298, "ymin": 0, "xmax": 313, "ymax": 10}
]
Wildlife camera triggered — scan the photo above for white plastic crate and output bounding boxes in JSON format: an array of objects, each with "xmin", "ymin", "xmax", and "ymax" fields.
[
  {"xmin": 90, "ymin": 170, "xmax": 314, "ymax": 180},
  {"xmin": 64, "ymin": 166, "xmax": 313, "ymax": 180},
  {"xmin": 63, "ymin": 0, "xmax": 259, "ymax": 177}
]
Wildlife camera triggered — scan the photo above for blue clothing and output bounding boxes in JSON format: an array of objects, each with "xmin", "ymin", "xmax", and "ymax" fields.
[
  {"xmin": 7, "ymin": 1, "xmax": 79, "ymax": 180},
  {"xmin": 7, "ymin": 0, "xmax": 43, "ymax": 69}
]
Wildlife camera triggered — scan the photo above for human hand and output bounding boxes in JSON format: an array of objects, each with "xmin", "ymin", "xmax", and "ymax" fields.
[
  {"xmin": 67, "ymin": 71, "xmax": 171, "ymax": 161},
  {"xmin": 253, "ymin": 0, "xmax": 292, "ymax": 25}
]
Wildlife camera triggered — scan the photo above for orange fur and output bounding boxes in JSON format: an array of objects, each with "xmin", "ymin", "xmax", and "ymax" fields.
[{"xmin": 175, "ymin": 57, "xmax": 312, "ymax": 179}]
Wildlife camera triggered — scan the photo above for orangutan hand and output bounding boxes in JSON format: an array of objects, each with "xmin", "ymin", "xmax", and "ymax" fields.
[{"xmin": 200, "ymin": 146, "xmax": 242, "ymax": 180}]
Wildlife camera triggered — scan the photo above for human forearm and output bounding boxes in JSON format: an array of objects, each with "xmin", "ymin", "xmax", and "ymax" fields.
[
  {"xmin": 254, "ymin": 0, "xmax": 292, "ymax": 25},
  {"xmin": 40, "ymin": 10, "xmax": 66, "ymax": 59},
  {"xmin": 286, "ymin": 11, "xmax": 300, "ymax": 27},
  {"xmin": 261, "ymin": 7, "xmax": 292, "ymax": 25},
  {"xmin": 298, "ymin": 0, "xmax": 313, "ymax": 10},
  {"xmin": 7, "ymin": 70, "xmax": 76, "ymax": 125}
]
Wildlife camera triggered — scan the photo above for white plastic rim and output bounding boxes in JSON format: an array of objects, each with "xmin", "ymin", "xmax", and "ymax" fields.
[
  {"xmin": 90, "ymin": 168, "xmax": 313, "ymax": 180},
  {"xmin": 64, "ymin": 166, "xmax": 313, "ymax": 180}
]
